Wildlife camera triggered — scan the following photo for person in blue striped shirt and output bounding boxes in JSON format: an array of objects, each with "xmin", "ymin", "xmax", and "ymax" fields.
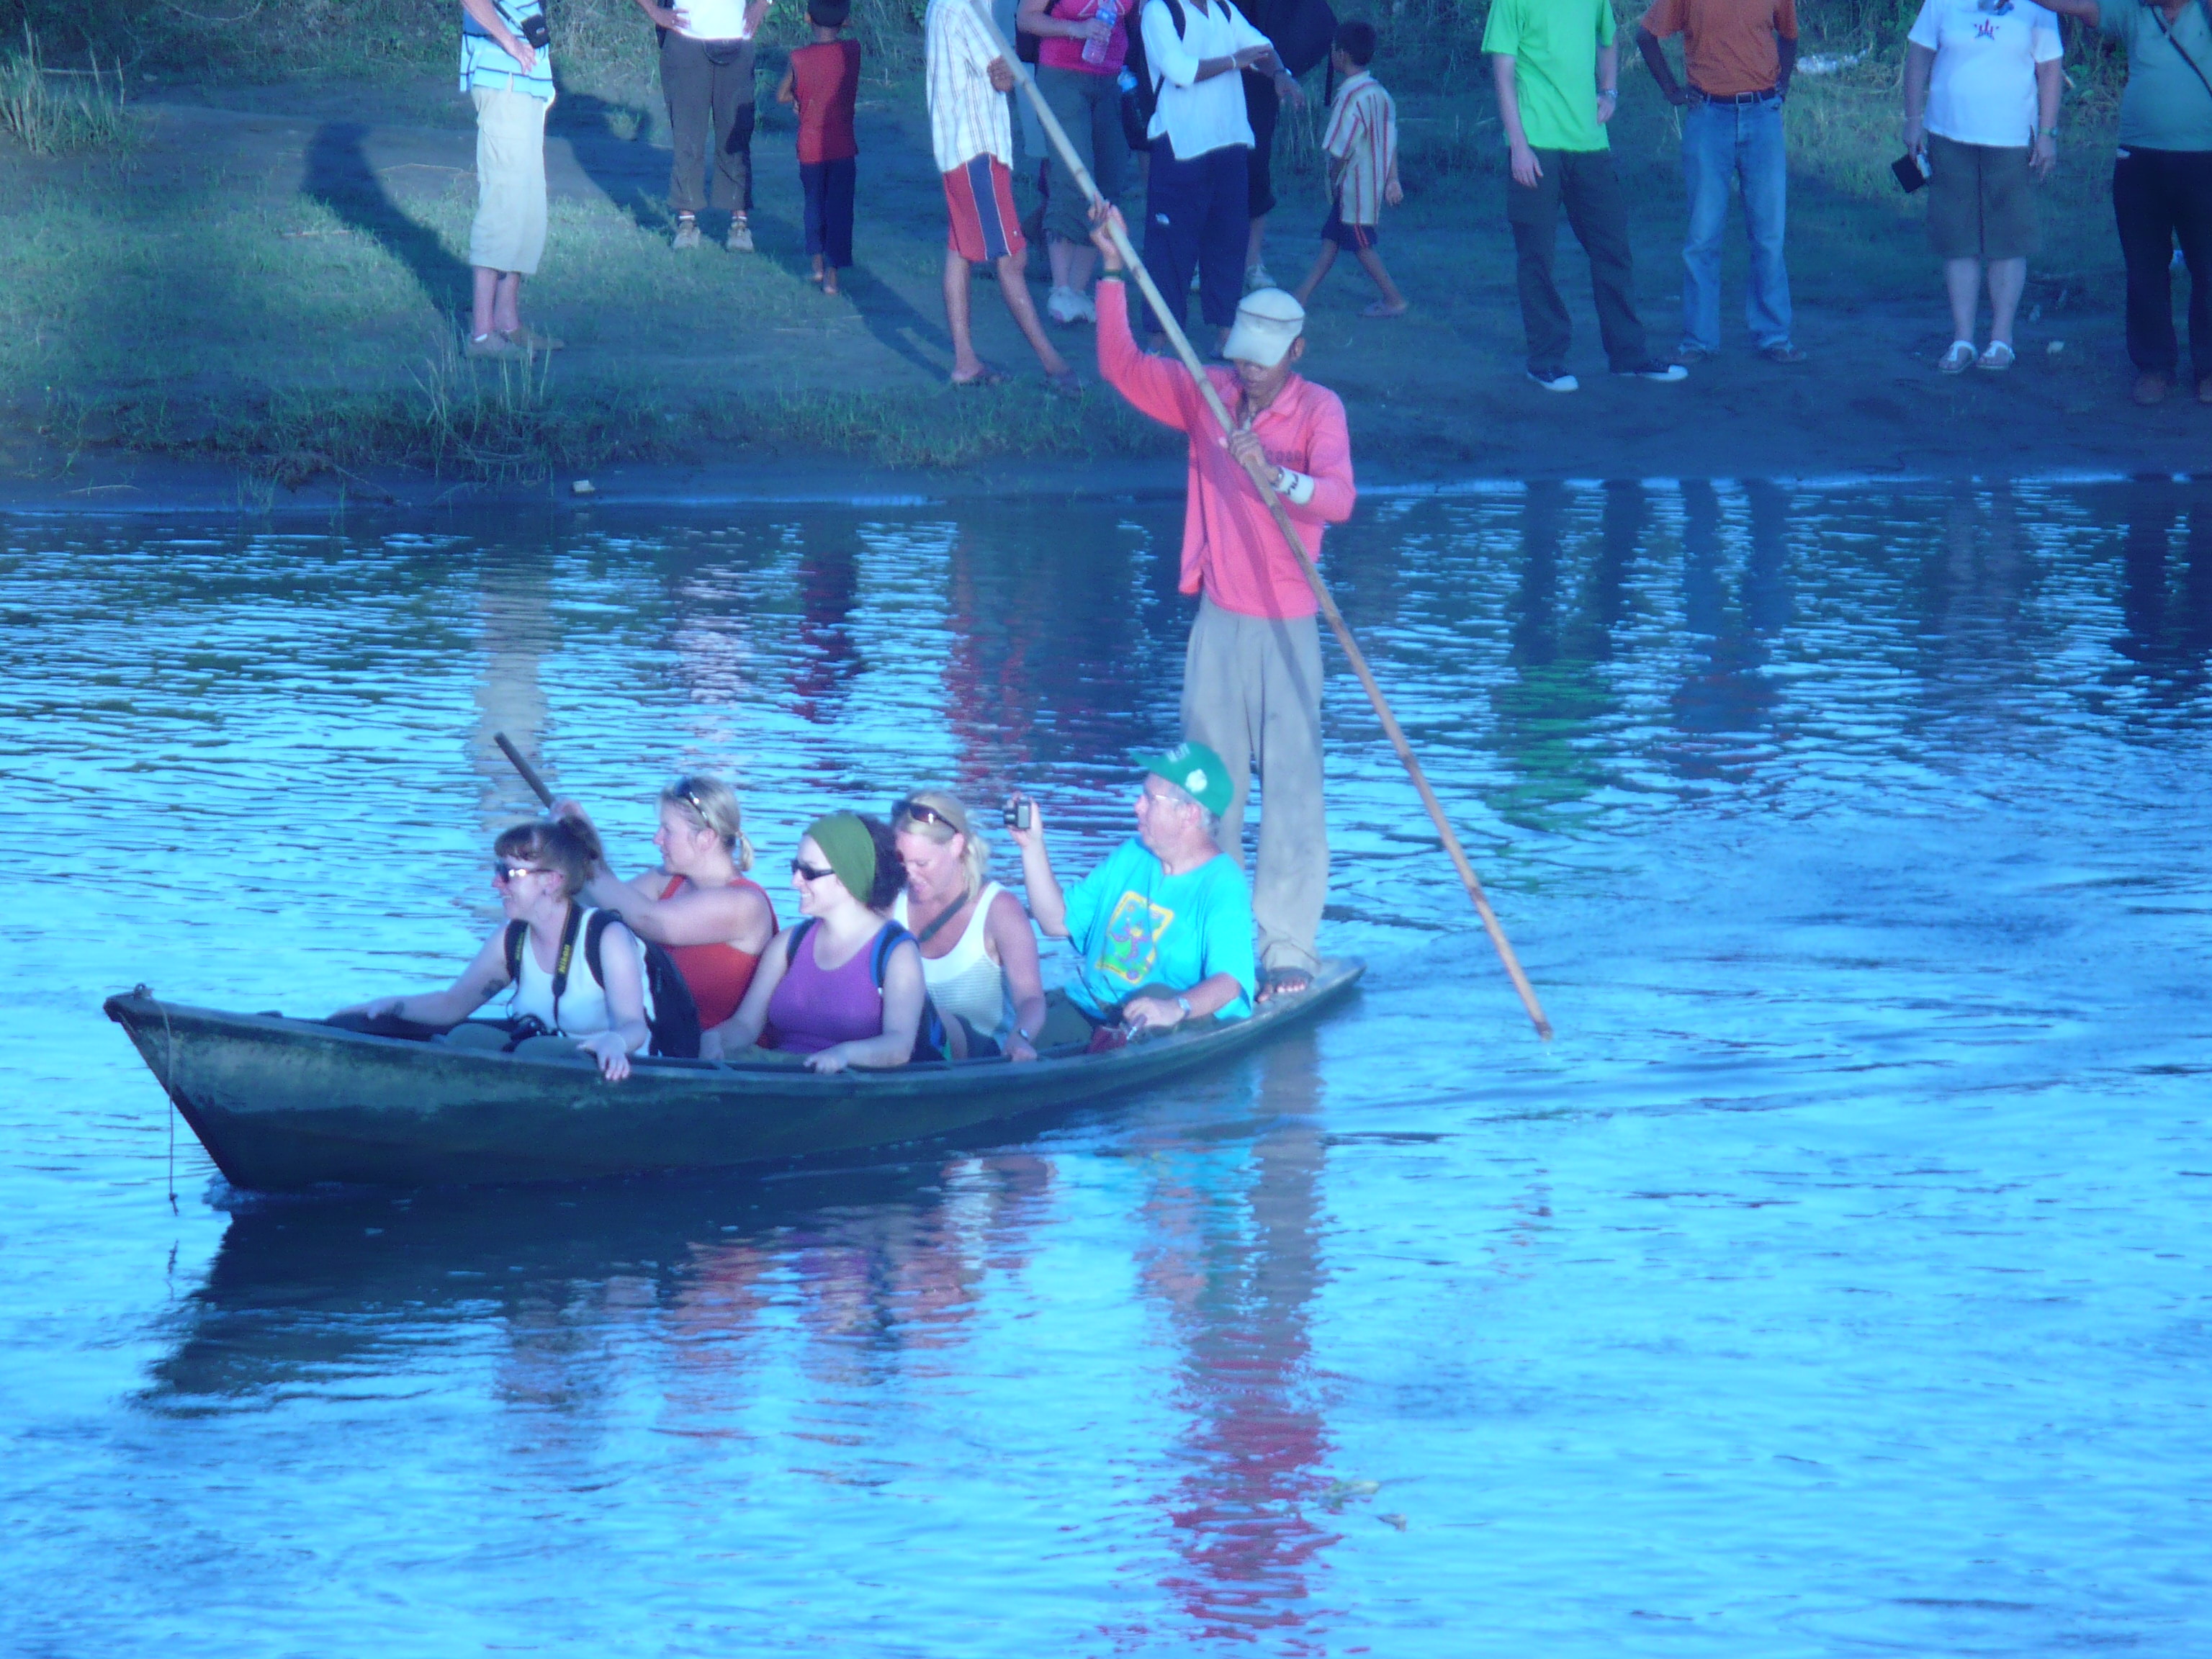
[{"xmin": 460, "ymin": 0, "xmax": 565, "ymax": 358}]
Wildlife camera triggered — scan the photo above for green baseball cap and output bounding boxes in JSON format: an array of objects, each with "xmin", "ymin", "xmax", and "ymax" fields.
[{"xmin": 1138, "ymin": 739, "xmax": 1233, "ymax": 817}]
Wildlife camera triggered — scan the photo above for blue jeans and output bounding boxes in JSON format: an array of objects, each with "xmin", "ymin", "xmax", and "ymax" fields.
[{"xmin": 1681, "ymin": 94, "xmax": 1791, "ymax": 352}]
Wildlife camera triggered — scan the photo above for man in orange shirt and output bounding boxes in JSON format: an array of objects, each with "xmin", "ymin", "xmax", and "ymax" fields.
[
  {"xmin": 1089, "ymin": 204, "xmax": 1354, "ymax": 997},
  {"xmin": 1637, "ymin": 0, "xmax": 1802, "ymax": 364}
]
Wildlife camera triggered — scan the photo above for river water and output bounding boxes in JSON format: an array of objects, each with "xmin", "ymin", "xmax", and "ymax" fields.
[{"xmin": 3, "ymin": 479, "xmax": 2208, "ymax": 1656}]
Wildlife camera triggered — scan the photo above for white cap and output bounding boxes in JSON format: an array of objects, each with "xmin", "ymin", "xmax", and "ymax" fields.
[{"xmin": 1222, "ymin": 288, "xmax": 1305, "ymax": 367}]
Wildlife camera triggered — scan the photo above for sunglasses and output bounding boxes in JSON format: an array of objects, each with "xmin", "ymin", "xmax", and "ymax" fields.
[
  {"xmin": 791, "ymin": 858, "xmax": 836, "ymax": 882},
  {"xmin": 493, "ymin": 862, "xmax": 557, "ymax": 884},
  {"xmin": 890, "ymin": 798, "xmax": 956, "ymax": 830}
]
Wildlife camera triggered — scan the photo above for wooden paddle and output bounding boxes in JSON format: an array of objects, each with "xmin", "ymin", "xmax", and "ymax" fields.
[
  {"xmin": 494, "ymin": 732, "xmax": 557, "ymax": 809},
  {"xmin": 965, "ymin": 0, "xmax": 1552, "ymax": 1040}
]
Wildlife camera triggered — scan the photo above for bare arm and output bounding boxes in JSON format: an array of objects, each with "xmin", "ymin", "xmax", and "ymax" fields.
[
  {"xmin": 1492, "ymin": 53, "xmax": 1543, "ymax": 186},
  {"xmin": 984, "ymin": 890, "xmax": 1050, "ymax": 1061},
  {"xmin": 806, "ymin": 940, "xmax": 927, "ymax": 1072},
  {"xmin": 572, "ymin": 925, "xmax": 652, "ymax": 1082},
  {"xmin": 1003, "ymin": 796, "xmax": 1068, "ymax": 937},
  {"xmin": 1776, "ymin": 32, "xmax": 1797, "ymax": 97},
  {"xmin": 1902, "ymin": 40, "xmax": 1934, "ymax": 150},
  {"xmin": 630, "ymin": 0, "xmax": 691, "ymax": 30},
  {"xmin": 581, "ymin": 868, "xmax": 774, "ymax": 952},
  {"xmin": 2032, "ymin": 55, "xmax": 2062, "ymax": 178},
  {"xmin": 1596, "ymin": 42, "xmax": 1619, "ymax": 125},
  {"xmin": 2036, "ymin": 0, "xmax": 2098, "ymax": 20},
  {"xmin": 333, "ymin": 930, "xmax": 510, "ymax": 1028},
  {"xmin": 1637, "ymin": 26, "xmax": 1686, "ymax": 104},
  {"xmin": 776, "ymin": 65, "xmax": 797, "ymax": 104},
  {"xmin": 1123, "ymin": 971, "xmax": 1244, "ymax": 1032}
]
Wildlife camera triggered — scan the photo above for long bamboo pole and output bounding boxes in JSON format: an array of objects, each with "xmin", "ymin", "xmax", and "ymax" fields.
[{"xmin": 967, "ymin": 0, "xmax": 1551, "ymax": 1038}]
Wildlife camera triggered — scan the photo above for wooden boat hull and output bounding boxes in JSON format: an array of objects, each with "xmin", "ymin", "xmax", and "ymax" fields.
[{"xmin": 103, "ymin": 960, "xmax": 1364, "ymax": 1191}]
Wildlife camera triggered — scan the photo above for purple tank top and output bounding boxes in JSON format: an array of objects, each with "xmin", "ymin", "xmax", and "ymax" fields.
[{"xmin": 765, "ymin": 922, "xmax": 891, "ymax": 1054}]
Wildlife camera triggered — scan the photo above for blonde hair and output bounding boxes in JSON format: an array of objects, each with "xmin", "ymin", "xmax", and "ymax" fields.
[
  {"xmin": 891, "ymin": 788, "xmax": 990, "ymax": 891},
  {"xmin": 662, "ymin": 774, "xmax": 755, "ymax": 872}
]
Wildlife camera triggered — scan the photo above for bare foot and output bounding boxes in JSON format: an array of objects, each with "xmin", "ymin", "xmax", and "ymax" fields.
[{"xmin": 1363, "ymin": 300, "xmax": 1408, "ymax": 318}]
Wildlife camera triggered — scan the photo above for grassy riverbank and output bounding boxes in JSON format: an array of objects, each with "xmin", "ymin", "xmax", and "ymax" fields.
[{"xmin": 0, "ymin": 0, "xmax": 2164, "ymax": 491}]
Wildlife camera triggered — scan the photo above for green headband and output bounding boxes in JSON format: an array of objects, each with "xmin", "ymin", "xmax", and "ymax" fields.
[{"xmin": 806, "ymin": 811, "xmax": 877, "ymax": 900}]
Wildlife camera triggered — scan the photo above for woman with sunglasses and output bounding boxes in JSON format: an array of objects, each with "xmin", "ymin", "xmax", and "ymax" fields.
[
  {"xmin": 889, "ymin": 791, "xmax": 1049, "ymax": 1061},
  {"xmin": 555, "ymin": 775, "xmax": 778, "ymax": 1029},
  {"xmin": 332, "ymin": 817, "xmax": 652, "ymax": 1082},
  {"xmin": 701, "ymin": 812, "xmax": 934, "ymax": 1074}
]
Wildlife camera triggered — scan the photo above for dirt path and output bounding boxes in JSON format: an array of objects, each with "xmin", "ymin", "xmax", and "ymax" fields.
[{"xmin": 4, "ymin": 79, "xmax": 2206, "ymax": 502}]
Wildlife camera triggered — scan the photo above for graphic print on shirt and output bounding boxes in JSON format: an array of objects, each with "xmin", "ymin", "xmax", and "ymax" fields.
[{"xmin": 1098, "ymin": 890, "xmax": 1176, "ymax": 988}]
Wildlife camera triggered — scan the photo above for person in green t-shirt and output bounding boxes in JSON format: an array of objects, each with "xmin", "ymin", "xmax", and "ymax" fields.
[
  {"xmin": 1007, "ymin": 740, "xmax": 1259, "ymax": 1046},
  {"xmin": 2037, "ymin": 0, "xmax": 2212, "ymax": 405},
  {"xmin": 1484, "ymin": 0, "xmax": 1687, "ymax": 391}
]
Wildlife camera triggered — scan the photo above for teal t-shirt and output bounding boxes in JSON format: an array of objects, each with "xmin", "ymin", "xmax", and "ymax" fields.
[
  {"xmin": 2102, "ymin": 0, "xmax": 2212, "ymax": 152},
  {"xmin": 1482, "ymin": 0, "xmax": 1616, "ymax": 153},
  {"xmin": 1061, "ymin": 837, "xmax": 1257, "ymax": 1021}
]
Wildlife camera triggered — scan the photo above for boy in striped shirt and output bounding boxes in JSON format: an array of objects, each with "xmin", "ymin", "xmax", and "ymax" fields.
[{"xmin": 1292, "ymin": 22, "xmax": 1405, "ymax": 318}]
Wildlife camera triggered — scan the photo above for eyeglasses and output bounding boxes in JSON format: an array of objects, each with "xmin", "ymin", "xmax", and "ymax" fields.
[
  {"xmin": 890, "ymin": 798, "xmax": 955, "ymax": 830},
  {"xmin": 493, "ymin": 862, "xmax": 557, "ymax": 884},
  {"xmin": 791, "ymin": 858, "xmax": 835, "ymax": 882}
]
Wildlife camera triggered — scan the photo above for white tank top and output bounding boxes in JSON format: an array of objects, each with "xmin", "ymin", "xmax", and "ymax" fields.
[
  {"xmin": 508, "ymin": 908, "xmax": 651, "ymax": 1042},
  {"xmin": 893, "ymin": 881, "xmax": 1012, "ymax": 1040}
]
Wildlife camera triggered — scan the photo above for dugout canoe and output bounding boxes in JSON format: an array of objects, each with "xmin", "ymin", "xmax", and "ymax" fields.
[{"xmin": 103, "ymin": 960, "xmax": 1364, "ymax": 1192}]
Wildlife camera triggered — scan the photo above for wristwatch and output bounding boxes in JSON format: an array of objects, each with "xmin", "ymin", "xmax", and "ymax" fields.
[{"xmin": 1174, "ymin": 994, "xmax": 1193, "ymax": 1019}]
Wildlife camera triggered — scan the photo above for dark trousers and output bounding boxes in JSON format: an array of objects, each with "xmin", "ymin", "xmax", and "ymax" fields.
[
  {"xmin": 2115, "ymin": 146, "xmax": 2212, "ymax": 383},
  {"xmin": 660, "ymin": 32, "xmax": 755, "ymax": 215},
  {"xmin": 1506, "ymin": 147, "xmax": 1651, "ymax": 376},
  {"xmin": 1143, "ymin": 139, "xmax": 1249, "ymax": 332},
  {"xmin": 1242, "ymin": 67, "xmax": 1279, "ymax": 219},
  {"xmin": 800, "ymin": 158, "xmax": 855, "ymax": 267}
]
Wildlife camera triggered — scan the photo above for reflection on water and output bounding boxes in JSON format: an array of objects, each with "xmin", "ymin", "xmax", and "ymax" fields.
[{"xmin": 4, "ymin": 480, "xmax": 2212, "ymax": 1655}]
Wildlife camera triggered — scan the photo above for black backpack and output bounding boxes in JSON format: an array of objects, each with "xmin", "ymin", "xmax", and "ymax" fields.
[
  {"xmin": 781, "ymin": 919, "xmax": 947, "ymax": 1062},
  {"xmin": 504, "ymin": 909, "xmax": 703, "ymax": 1060}
]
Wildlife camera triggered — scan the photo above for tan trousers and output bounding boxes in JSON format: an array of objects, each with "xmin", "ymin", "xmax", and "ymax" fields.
[
  {"xmin": 1181, "ymin": 596, "xmax": 1326, "ymax": 975},
  {"xmin": 469, "ymin": 86, "xmax": 551, "ymax": 275}
]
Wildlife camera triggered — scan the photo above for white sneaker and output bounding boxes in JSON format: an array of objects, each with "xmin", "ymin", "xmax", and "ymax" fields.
[
  {"xmin": 1527, "ymin": 369, "xmax": 1580, "ymax": 392},
  {"xmin": 1046, "ymin": 286, "xmax": 1082, "ymax": 325},
  {"xmin": 1074, "ymin": 287, "xmax": 1096, "ymax": 323},
  {"xmin": 1245, "ymin": 264, "xmax": 1277, "ymax": 292}
]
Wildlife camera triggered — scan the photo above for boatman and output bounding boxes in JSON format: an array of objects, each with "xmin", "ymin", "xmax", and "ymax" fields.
[{"xmin": 1087, "ymin": 203, "xmax": 1354, "ymax": 999}]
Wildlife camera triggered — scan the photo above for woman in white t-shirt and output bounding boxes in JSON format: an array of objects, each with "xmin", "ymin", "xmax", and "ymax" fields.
[{"xmin": 1903, "ymin": 0, "xmax": 2065, "ymax": 372}]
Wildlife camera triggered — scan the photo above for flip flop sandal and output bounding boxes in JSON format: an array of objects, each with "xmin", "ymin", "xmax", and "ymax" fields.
[
  {"xmin": 1976, "ymin": 341, "xmax": 2015, "ymax": 372},
  {"xmin": 1362, "ymin": 300, "xmax": 1408, "ymax": 318},
  {"xmin": 951, "ymin": 367, "xmax": 1008, "ymax": 388}
]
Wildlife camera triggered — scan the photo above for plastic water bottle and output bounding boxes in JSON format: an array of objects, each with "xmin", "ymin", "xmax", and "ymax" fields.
[{"xmin": 1083, "ymin": 0, "xmax": 1118, "ymax": 66}]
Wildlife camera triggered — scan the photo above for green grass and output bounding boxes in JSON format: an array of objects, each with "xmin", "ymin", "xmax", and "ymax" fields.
[{"xmin": 0, "ymin": 27, "xmax": 137, "ymax": 153}]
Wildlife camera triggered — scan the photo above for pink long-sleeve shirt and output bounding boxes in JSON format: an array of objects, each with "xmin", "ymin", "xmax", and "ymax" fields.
[{"xmin": 1096, "ymin": 280, "xmax": 1356, "ymax": 621}]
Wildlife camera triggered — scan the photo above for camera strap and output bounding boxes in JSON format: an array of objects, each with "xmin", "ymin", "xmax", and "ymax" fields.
[{"xmin": 2150, "ymin": 1, "xmax": 2212, "ymax": 113}]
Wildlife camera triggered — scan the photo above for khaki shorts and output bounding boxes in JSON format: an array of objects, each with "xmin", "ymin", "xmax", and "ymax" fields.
[
  {"xmin": 470, "ymin": 85, "xmax": 552, "ymax": 275},
  {"xmin": 1925, "ymin": 132, "xmax": 2036, "ymax": 262}
]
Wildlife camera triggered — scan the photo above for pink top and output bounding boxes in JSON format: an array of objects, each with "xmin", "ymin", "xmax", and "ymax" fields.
[
  {"xmin": 1036, "ymin": 0, "xmax": 1130, "ymax": 75},
  {"xmin": 765, "ymin": 922, "xmax": 893, "ymax": 1054},
  {"xmin": 1094, "ymin": 279, "xmax": 1356, "ymax": 621}
]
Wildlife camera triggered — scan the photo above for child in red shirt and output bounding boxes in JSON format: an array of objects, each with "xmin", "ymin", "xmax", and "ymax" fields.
[{"xmin": 776, "ymin": 0, "xmax": 861, "ymax": 293}]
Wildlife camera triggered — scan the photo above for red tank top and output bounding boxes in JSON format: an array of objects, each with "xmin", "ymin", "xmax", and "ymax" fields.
[
  {"xmin": 659, "ymin": 875, "xmax": 773, "ymax": 1028},
  {"xmin": 791, "ymin": 39, "xmax": 860, "ymax": 165}
]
